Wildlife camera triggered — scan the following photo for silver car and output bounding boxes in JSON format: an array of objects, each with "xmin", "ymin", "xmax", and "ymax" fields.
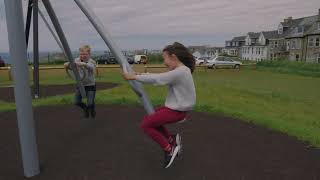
[
  {"xmin": 195, "ymin": 57, "xmax": 211, "ymax": 65},
  {"xmin": 206, "ymin": 56, "xmax": 242, "ymax": 69}
]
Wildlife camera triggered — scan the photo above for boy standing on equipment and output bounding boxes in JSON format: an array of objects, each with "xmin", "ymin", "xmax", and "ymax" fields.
[{"xmin": 64, "ymin": 45, "xmax": 97, "ymax": 118}]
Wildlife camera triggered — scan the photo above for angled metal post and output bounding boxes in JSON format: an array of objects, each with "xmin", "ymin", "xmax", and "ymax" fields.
[
  {"xmin": 25, "ymin": 0, "xmax": 33, "ymax": 46},
  {"xmin": 4, "ymin": 0, "xmax": 40, "ymax": 177},
  {"xmin": 74, "ymin": 0, "xmax": 155, "ymax": 114},
  {"xmin": 33, "ymin": 0, "xmax": 40, "ymax": 98},
  {"xmin": 42, "ymin": 0, "xmax": 86, "ymax": 97},
  {"xmin": 38, "ymin": 8, "xmax": 65, "ymax": 56}
]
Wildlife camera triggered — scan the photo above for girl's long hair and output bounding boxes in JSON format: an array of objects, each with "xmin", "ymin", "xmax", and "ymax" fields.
[{"xmin": 163, "ymin": 42, "xmax": 195, "ymax": 73}]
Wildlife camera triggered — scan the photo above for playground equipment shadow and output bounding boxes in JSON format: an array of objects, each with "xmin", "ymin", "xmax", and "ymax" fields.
[
  {"xmin": 0, "ymin": 82, "xmax": 118, "ymax": 102},
  {"xmin": 0, "ymin": 105, "xmax": 319, "ymax": 180}
]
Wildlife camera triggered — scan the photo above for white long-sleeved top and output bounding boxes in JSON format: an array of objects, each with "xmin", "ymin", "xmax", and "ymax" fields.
[
  {"xmin": 75, "ymin": 58, "xmax": 96, "ymax": 86},
  {"xmin": 136, "ymin": 65, "xmax": 196, "ymax": 111}
]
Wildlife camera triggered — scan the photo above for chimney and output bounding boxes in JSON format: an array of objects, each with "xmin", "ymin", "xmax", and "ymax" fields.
[{"xmin": 284, "ymin": 17, "xmax": 293, "ymax": 23}]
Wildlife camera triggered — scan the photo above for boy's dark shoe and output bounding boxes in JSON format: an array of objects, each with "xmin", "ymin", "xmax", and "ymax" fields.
[
  {"xmin": 90, "ymin": 109, "xmax": 96, "ymax": 118},
  {"xmin": 83, "ymin": 107, "xmax": 89, "ymax": 118}
]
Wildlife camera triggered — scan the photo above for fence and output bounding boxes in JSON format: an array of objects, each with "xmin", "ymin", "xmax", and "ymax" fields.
[{"xmin": 0, "ymin": 63, "xmax": 257, "ymax": 81}]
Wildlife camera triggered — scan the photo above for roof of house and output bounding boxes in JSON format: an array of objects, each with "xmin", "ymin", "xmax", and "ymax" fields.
[
  {"xmin": 261, "ymin": 30, "xmax": 282, "ymax": 39},
  {"xmin": 226, "ymin": 12, "xmax": 320, "ymax": 43},
  {"xmin": 305, "ymin": 20, "xmax": 320, "ymax": 35},
  {"xmin": 280, "ymin": 17, "xmax": 303, "ymax": 27},
  {"xmin": 231, "ymin": 36, "xmax": 246, "ymax": 41},
  {"xmin": 248, "ymin": 32, "xmax": 260, "ymax": 39},
  {"xmin": 285, "ymin": 15, "xmax": 319, "ymax": 38}
]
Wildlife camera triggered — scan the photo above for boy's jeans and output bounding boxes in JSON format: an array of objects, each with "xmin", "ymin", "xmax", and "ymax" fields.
[{"xmin": 75, "ymin": 85, "xmax": 96, "ymax": 111}]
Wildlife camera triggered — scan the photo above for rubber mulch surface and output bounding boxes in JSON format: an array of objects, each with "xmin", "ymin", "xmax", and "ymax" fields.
[
  {"xmin": 0, "ymin": 82, "xmax": 118, "ymax": 102},
  {"xmin": 0, "ymin": 105, "xmax": 319, "ymax": 180}
]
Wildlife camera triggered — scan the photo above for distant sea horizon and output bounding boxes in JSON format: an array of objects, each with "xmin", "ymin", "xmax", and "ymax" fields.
[
  {"xmin": 0, "ymin": 49, "xmax": 158, "ymax": 64},
  {"xmin": 0, "ymin": 50, "xmax": 108, "ymax": 64}
]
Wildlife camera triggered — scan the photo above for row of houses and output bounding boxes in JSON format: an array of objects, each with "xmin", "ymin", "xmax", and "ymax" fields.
[
  {"xmin": 224, "ymin": 9, "xmax": 320, "ymax": 63},
  {"xmin": 188, "ymin": 45, "xmax": 224, "ymax": 58}
]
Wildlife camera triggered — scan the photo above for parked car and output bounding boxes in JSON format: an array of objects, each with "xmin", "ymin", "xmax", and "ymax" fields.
[
  {"xmin": 195, "ymin": 57, "xmax": 210, "ymax": 65},
  {"xmin": 206, "ymin": 56, "xmax": 242, "ymax": 69},
  {"xmin": 134, "ymin": 55, "xmax": 148, "ymax": 64},
  {"xmin": 96, "ymin": 55, "xmax": 117, "ymax": 64}
]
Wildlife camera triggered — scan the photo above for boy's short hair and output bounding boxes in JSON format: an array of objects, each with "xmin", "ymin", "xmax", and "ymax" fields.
[{"xmin": 79, "ymin": 45, "xmax": 91, "ymax": 53}]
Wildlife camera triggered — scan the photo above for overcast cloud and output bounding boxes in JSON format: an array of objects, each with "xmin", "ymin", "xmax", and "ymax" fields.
[{"xmin": 0, "ymin": 0, "xmax": 319, "ymax": 51}]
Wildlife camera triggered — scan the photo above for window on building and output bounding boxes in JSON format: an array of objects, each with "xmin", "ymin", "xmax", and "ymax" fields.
[
  {"xmin": 275, "ymin": 41, "xmax": 278, "ymax": 48},
  {"xmin": 291, "ymin": 40, "xmax": 297, "ymax": 49},
  {"xmin": 270, "ymin": 54, "xmax": 273, "ymax": 60},
  {"xmin": 316, "ymin": 38, "xmax": 320, "ymax": 47},
  {"xmin": 297, "ymin": 39, "xmax": 301, "ymax": 49},
  {"xmin": 318, "ymin": 54, "xmax": 320, "ymax": 63},
  {"xmin": 296, "ymin": 26, "xmax": 304, "ymax": 33},
  {"xmin": 286, "ymin": 41, "xmax": 290, "ymax": 50},
  {"xmin": 308, "ymin": 38, "xmax": 314, "ymax": 47},
  {"xmin": 318, "ymin": 23, "xmax": 320, "ymax": 31},
  {"xmin": 251, "ymin": 47, "xmax": 253, "ymax": 54},
  {"xmin": 278, "ymin": 27, "xmax": 283, "ymax": 34},
  {"xmin": 296, "ymin": 54, "xmax": 300, "ymax": 61}
]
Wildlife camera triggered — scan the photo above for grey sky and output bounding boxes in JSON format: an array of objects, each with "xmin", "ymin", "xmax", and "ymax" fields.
[{"xmin": 0, "ymin": 0, "xmax": 319, "ymax": 52}]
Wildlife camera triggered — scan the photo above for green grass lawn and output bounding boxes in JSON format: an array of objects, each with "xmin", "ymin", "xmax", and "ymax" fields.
[{"xmin": 1, "ymin": 65, "xmax": 320, "ymax": 147}]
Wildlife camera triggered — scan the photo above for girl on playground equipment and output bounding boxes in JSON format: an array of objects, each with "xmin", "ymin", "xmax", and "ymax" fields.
[
  {"xmin": 64, "ymin": 45, "xmax": 97, "ymax": 118},
  {"xmin": 123, "ymin": 42, "xmax": 196, "ymax": 168}
]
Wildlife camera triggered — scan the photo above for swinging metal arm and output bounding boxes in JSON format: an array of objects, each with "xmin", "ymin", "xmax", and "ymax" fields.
[{"xmin": 74, "ymin": 0, "xmax": 155, "ymax": 114}]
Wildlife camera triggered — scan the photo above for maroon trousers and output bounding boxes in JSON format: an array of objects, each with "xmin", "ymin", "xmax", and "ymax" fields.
[{"xmin": 141, "ymin": 106, "xmax": 186, "ymax": 151}]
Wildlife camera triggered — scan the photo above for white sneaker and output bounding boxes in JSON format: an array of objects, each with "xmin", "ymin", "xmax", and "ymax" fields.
[
  {"xmin": 164, "ymin": 145, "xmax": 180, "ymax": 168},
  {"xmin": 175, "ymin": 134, "xmax": 182, "ymax": 155}
]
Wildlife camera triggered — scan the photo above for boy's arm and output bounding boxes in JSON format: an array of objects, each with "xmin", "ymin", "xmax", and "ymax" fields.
[
  {"xmin": 85, "ymin": 60, "xmax": 96, "ymax": 71},
  {"xmin": 64, "ymin": 62, "xmax": 70, "ymax": 69},
  {"xmin": 74, "ymin": 60, "xmax": 96, "ymax": 70},
  {"xmin": 76, "ymin": 59, "xmax": 96, "ymax": 70}
]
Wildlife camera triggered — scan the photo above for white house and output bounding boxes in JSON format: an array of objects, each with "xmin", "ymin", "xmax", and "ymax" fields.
[
  {"xmin": 240, "ymin": 31, "xmax": 281, "ymax": 61},
  {"xmin": 241, "ymin": 32, "xmax": 266, "ymax": 61}
]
